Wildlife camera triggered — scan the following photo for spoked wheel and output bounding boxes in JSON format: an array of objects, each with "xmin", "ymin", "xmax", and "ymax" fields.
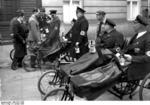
[
  {"xmin": 112, "ymin": 80, "xmax": 140, "ymax": 96},
  {"xmin": 10, "ymin": 49, "xmax": 15, "ymax": 61},
  {"xmin": 63, "ymin": 53, "xmax": 74, "ymax": 62},
  {"xmin": 22, "ymin": 54, "xmax": 39, "ymax": 72},
  {"xmin": 38, "ymin": 70, "xmax": 62, "ymax": 95},
  {"xmin": 43, "ymin": 88, "xmax": 73, "ymax": 101},
  {"xmin": 139, "ymin": 73, "xmax": 150, "ymax": 100}
]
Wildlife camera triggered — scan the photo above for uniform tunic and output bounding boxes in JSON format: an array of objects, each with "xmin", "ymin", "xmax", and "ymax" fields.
[{"xmin": 126, "ymin": 32, "xmax": 150, "ymax": 80}]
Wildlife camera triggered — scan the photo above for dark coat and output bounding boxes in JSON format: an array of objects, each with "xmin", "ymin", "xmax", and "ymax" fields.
[
  {"xmin": 12, "ymin": 19, "xmax": 28, "ymax": 58},
  {"xmin": 71, "ymin": 16, "xmax": 89, "ymax": 57},
  {"xmin": 126, "ymin": 32, "xmax": 150, "ymax": 80},
  {"xmin": 37, "ymin": 13, "xmax": 51, "ymax": 29},
  {"xmin": 96, "ymin": 29, "xmax": 124, "ymax": 63},
  {"xmin": 40, "ymin": 16, "xmax": 61, "ymax": 58}
]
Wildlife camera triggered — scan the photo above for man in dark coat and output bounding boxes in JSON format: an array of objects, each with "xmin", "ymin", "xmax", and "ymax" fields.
[
  {"xmin": 96, "ymin": 18, "xmax": 124, "ymax": 64},
  {"xmin": 71, "ymin": 7, "xmax": 89, "ymax": 59},
  {"xmin": 124, "ymin": 15, "xmax": 150, "ymax": 81},
  {"xmin": 40, "ymin": 10, "xmax": 61, "ymax": 59},
  {"xmin": 38, "ymin": 7, "xmax": 51, "ymax": 40},
  {"xmin": 11, "ymin": 10, "xmax": 29, "ymax": 70}
]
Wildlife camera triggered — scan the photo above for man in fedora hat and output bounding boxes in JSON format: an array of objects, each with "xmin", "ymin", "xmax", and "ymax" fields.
[
  {"xmin": 71, "ymin": 6, "xmax": 89, "ymax": 59},
  {"xmin": 123, "ymin": 15, "xmax": 150, "ymax": 81}
]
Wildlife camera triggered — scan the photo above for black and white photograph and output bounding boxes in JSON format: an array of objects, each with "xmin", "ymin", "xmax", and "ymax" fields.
[{"xmin": 0, "ymin": 0, "xmax": 150, "ymax": 103}]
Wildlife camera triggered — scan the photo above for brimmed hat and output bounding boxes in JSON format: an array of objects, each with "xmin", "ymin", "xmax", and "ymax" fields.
[
  {"xmin": 76, "ymin": 6, "xmax": 86, "ymax": 13},
  {"xmin": 40, "ymin": 7, "xmax": 45, "ymax": 12},
  {"xmin": 50, "ymin": 10, "xmax": 57, "ymax": 14},
  {"xmin": 105, "ymin": 19, "xmax": 116, "ymax": 27},
  {"xmin": 96, "ymin": 10, "xmax": 106, "ymax": 15},
  {"xmin": 134, "ymin": 15, "xmax": 148, "ymax": 26}
]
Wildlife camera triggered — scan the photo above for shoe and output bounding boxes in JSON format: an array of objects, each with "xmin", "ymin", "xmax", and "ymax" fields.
[{"xmin": 11, "ymin": 63, "xmax": 18, "ymax": 70}]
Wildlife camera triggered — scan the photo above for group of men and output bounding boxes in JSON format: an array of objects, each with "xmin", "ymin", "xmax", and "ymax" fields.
[{"xmin": 10, "ymin": 6, "xmax": 150, "ymax": 81}]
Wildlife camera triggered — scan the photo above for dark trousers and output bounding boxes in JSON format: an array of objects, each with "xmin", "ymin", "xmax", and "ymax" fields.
[{"xmin": 12, "ymin": 57, "xmax": 24, "ymax": 67}]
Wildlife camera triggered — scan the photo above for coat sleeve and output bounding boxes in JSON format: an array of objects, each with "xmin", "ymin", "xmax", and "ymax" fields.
[
  {"xmin": 13, "ymin": 23, "xmax": 24, "ymax": 44},
  {"xmin": 131, "ymin": 35, "xmax": 150, "ymax": 63},
  {"xmin": 109, "ymin": 33, "xmax": 124, "ymax": 53},
  {"xmin": 30, "ymin": 20, "xmax": 41, "ymax": 42},
  {"xmin": 77, "ymin": 20, "xmax": 89, "ymax": 44}
]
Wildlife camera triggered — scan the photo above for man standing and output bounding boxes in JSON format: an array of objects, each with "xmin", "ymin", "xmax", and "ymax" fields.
[
  {"xmin": 27, "ymin": 8, "xmax": 41, "ymax": 68},
  {"xmin": 96, "ymin": 10, "xmax": 106, "ymax": 37},
  {"xmin": 28, "ymin": 8, "xmax": 41, "ymax": 44},
  {"xmin": 71, "ymin": 7, "xmax": 89, "ymax": 59},
  {"xmin": 11, "ymin": 10, "xmax": 29, "ymax": 70}
]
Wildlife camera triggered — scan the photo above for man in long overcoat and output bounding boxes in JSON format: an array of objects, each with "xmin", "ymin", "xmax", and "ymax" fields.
[{"xmin": 11, "ymin": 10, "xmax": 29, "ymax": 70}]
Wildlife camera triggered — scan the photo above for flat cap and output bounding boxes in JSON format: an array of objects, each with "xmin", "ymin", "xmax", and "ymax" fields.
[
  {"xmin": 76, "ymin": 6, "xmax": 86, "ymax": 13},
  {"xmin": 16, "ymin": 9, "xmax": 25, "ymax": 16},
  {"xmin": 105, "ymin": 19, "xmax": 116, "ymax": 27},
  {"xmin": 32, "ymin": 8, "xmax": 39, "ymax": 13},
  {"xmin": 50, "ymin": 10, "xmax": 57, "ymax": 14},
  {"xmin": 40, "ymin": 7, "xmax": 45, "ymax": 12},
  {"xmin": 135, "ymin": 15, "xmax": 148, "ymax": 26},
  {"xmin": 96, "ymin": 10, "xmax": 106, "ymax": 15}
]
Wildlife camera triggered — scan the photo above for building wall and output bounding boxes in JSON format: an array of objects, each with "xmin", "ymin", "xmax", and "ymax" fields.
[
  {"xmin": 83, "ymin": 0, "xmax": 127, "ymax": 20},
  {"xmin": 42, "ymin": 0, "xmax": 148, "ymax": 21}
]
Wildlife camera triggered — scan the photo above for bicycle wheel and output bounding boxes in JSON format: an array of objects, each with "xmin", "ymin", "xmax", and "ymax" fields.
[
  {"xmin": 112, "ymin": 80, "xmax": 139, "ymax": 96},
  {"xmin": 139, "ymin": 73, "xmax": 150, "ymax": 100},
  {"xmin": 22, "ymin": 54, "xmax": 37, "ymax": 72},
  {"xmin": 43, "ymin": 88, "xmax": 73, "ymax": 101},
  {"xmin": 38, "ymin": 70, "xmax": 61, "ymax": 95},
  {"xmin": 10, "ymin": 49, "xmax": 15, "ymax": 61}
]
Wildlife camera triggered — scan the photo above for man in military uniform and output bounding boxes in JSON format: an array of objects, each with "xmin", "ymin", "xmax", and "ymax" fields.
[
  {"xmin": 96, "ymin": 18, "xmax": 124, "ymax": 64},
  {"xmin": 71, "ymin": 7, "xmax": 89, "ymax": 59},
  {"xmin": 11, "ymin": 10, "xmax": 29, "ymax": 70},
  {"xmin": 96, "ymin": 10, "xmax": 106, "ymax": 38},
  {"xmin": 38, "ymin": 7, "xmax": 51, "ymax": 40},
  {"xmin": 123, "ymin": 15, "xmax": 150, "ymax": 80},
  {"xmin": 40, "ymin": 10, "xmax": 61, "ymax": 59}
]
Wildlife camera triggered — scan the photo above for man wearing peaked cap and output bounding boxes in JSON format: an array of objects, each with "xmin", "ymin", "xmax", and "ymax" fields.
[
  {"xmin": 76, "ymin": 6, "xmax": 86, "ymax": 13},
  {"xmin": 134, "ymin": 15, "xmax": 148, "ymax": 26},
  {"xmin": 70, "ymin": 6, "xmax": 89, "ymax": 59},
  {"xmin": 105, "ymin": 18, "xmax": 116, "ymax": 27},
  {"xmin": 96, "ymin": 18, "xmax": 124, "ymax": 60},
  {"xmin": 123, "ymin": 15, "xmax": 150, "ymax": 81},
  {"xmin": 39, "ymin": 9, "xmax": 61, "ymax": 58}
]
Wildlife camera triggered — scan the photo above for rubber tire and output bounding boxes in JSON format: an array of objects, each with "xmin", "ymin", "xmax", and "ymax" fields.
[
  {"xmin": 43, "ymin": 88, "xmax": 73, "ymax": 101},
  {"xmin": 10, "ymin": 49, "xmax": 15, "ymax": 61},
  {"xmin": 38, "ymin": 70, "xmax": 61, "ymax": 95},
  {"xmin": 139, "ymin": 73, "xmax": 150, "ymax": 100}
]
